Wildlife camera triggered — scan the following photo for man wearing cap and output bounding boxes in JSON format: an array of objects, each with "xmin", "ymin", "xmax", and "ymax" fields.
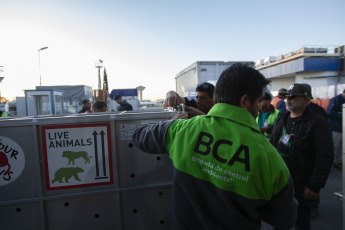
[
  {"xmin": 271, "ymin": 88, "xmax": 288, "ymax": 114},
  {"xmin": 302, "ymin": 83, "xmax": 328, "ymax": 219},
  {"xmin": 270, "ymin": 83, "xmax": 334, "ymax": 230}
]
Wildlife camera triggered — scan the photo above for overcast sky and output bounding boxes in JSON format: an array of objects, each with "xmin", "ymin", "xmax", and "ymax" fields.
[{"xmin": 0, "ymin": 0, "xmax": 344, "ymax": 101}]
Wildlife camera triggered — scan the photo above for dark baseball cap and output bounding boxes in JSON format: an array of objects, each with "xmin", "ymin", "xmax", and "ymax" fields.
[
  {"xmin": 286, "ymin": 83, "xmax": 311, "ymax": 97},
  {"xmin": 301, "ymin": 84, "xmax": 313, "ymax": 99}
]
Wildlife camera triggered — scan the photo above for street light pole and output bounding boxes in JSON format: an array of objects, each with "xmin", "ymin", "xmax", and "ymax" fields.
[
  {"xmin": 38, "ymin": 47, "xmax": 48, "ymax": 86},
  {"xmin": 95, "ymin": 60, "xmax": 103, "ymax": 89}
]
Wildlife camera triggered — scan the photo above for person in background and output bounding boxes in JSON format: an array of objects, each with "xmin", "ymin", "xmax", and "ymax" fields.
[
  {"xmin": 78, "ymin": 99, "xmax": 92, "ymax": 113},
  {"xmin": 256, "ymin": 92, "xmax": 279, "ymax": 139},
  {"xmin": 162, "ymin": 91, "xmax": 197, "ymax": 110},
  {"xmin": 327, "ymin": 89, "xmax": 345, "ymax": 170},
  {"xmin": 302, "ymin": 83, "xmax": 327, "ymax": 219},
  {"xmin": 164, "ymin": 82, "xmax": 215, "ymax": 119},
  {"xmin": 163, "ymin": 91, "xmax": 199, "ymax": 119},
  {"xmin": 114, "ymin": 94, "xmax": 133, "ymax": 111},
  {"xmin": 92, "ymin": 100, "xmax": 107, "ymax": 112},
  {"xmin": 270, "ymin": 83, "xmax": 334, "ymax": 230},
  {"xmin": 132, "ymin": 63, "xmax": 297, "ymax": 229},
  {"xmin": 271, "ymin": 88, "xmax": 288, "ymax": 114},
  {"xmin": 0, "ymin": 110, "xmax": 8, "ymax": 117},
  {"xmin": 195, "ymin": 82, "xmax": 215, "ymax": 114}
]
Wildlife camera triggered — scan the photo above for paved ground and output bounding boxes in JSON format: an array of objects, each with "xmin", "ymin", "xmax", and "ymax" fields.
[{"xmin": 261, "ymin": 167, "xmax": 343, "ymax": 230}]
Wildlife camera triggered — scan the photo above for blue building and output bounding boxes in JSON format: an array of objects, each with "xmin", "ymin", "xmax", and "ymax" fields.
[{"xmin": 256, "ymin": 45, "xmax": 345, "ymax": 98}]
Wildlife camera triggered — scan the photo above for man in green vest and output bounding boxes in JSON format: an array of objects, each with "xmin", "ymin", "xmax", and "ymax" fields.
[
  {"xmin": 256, "ymin": 92, "xmax": 279, "ymax": 139},
  {"xmin": 132, "ymin": 63, "xmax": 297, "ymax": 230}
]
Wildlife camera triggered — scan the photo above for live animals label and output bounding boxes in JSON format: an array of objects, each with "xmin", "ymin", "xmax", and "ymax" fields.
[{"xmin": 42, "ymin": 123, "xmax": 113, "ymax": 190}]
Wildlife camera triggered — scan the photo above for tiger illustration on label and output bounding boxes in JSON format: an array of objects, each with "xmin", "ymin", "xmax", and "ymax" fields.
[{"xmin": 62, "ymin": 151, "xmax": 93, "ymax": 165}]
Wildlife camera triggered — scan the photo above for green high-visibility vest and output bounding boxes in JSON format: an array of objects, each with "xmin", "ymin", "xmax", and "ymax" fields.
[
  {"xmin": 256, "ymin": 108, "xmax": 280, "ymax": 139},
  {"xmin": 0, "ymin": 111, "xmax": 8, "ymax": 117},
  {"xmin": 166, "ymin": 103, "xmax": 290, "ymax": 200}
]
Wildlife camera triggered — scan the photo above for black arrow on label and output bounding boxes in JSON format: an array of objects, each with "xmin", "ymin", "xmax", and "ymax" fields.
[
  {"xmin": 92, "ymin": 131, "xmax": 100, "ymax": 177},
  {"xmin": 100, "ymin": 130, "xmax": 107, "ymax": 176}
]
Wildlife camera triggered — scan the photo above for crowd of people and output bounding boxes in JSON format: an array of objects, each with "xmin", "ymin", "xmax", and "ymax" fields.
[
  {"xmin": 133, "ymin": 63, "xmax": 344, "ymax": 230},
  {"xmin": 1, "ymin": 62, "xmax": 342, "ymax": 229},
  {"xmin": 50, "ymin": 65, "xmax": 343, "ymax": 229},
  {"xmin": 78, "ymin": 94, "xmax": 133, "ymax": 114}
]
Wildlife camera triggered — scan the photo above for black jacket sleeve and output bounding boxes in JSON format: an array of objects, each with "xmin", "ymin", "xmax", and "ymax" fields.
[
  {"xmin": 132, "ymin": 120, "xmax": 175, "ymax": 154},
  {"xmin": 307, "ymin": 117, "xmax": 334, "ymax": 192},
  {"xmin": 259, "ymin": 176, "xmax": 297, "ymax": 230}
]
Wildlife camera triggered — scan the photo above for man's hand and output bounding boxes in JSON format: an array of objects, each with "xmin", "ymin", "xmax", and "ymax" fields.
[
  {"xmin": 260, "ymin": 126, "xmax": 268, "ymax": 132},
  {"xmin": 171, "ymin": 111, "xmax": 188, "ymax": 120},
  {"xmin": 163, "ymin": 91, "xmax": 182, "ymax": 109},
  {"xmin": 303, "ymin": 187, "xmax": 319, "ymax": 200},
  {"xmin": 185, "ymin": 106, "xmax": 205, "ymax": 118},
  {"xmin": 171, "ymin": 107, "xmax": 205, "ymax": 120}
]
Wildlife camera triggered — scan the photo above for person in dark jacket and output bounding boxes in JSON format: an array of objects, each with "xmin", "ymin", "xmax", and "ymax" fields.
[
  {"xmin": 326, "ymin": 89, "xmax": 345, "ymax": 170},
  {"xmin": 78, "ymin": 99, "xmax": 91, "ymax": 113},
  {"xmin": 270, "ymin": 83, "xmax": 334, "ymax": 230},
  {"xmin": 114, "ymin": 95, "xmax": 133, "ymax": 111},
  {"xmin": 302, "ymin": 84, "xmax": 328, "ymax": 218}
]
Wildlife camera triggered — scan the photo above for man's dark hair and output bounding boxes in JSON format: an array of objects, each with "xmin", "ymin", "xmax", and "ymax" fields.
[
  {"xmin": 278, "ymin": 88, "xmax": 288, "ymax": 97},
  {"xmin": 93, "ymin": 100, "xmax": 107, "ymax": 110},
  {"xmin": 114, "ymin": 95, "xmax": 122, "ymax": 100},
  {"xmin": 82, "ymin": 99, "xmax": 90, "ymax": 104},
  {"xmin": 263, "ymin": 92, "xmax": 272, "ymax": 102},
  {"xmin": 214, "ymin": 63, "xmax": 271, "ymax": 105},
  {"xmin": 196, "ymin": 82, "xmax": 215, "ymax": 98}
]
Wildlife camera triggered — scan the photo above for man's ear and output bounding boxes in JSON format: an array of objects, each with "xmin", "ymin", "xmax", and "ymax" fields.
[
  {"xmin": 305, "ymin": 96, "xmax": 311, "ymax": 104},
  {"xmin": 239, "ymin": 95, "xmax": 250, "ymax": 109}
]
